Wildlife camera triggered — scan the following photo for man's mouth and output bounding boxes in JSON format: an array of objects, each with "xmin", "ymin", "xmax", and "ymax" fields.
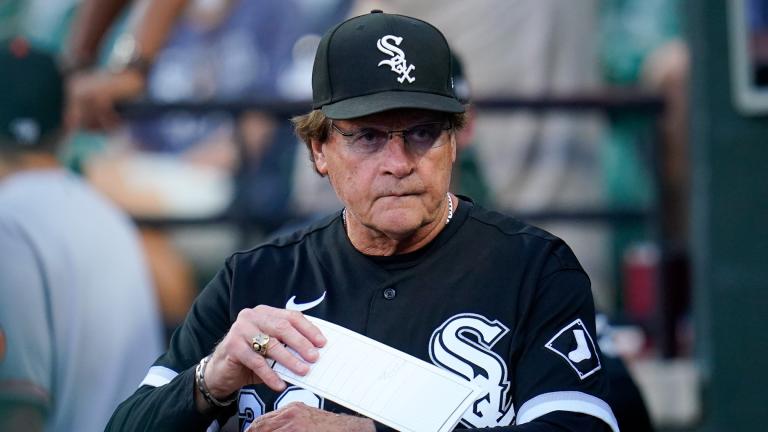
[{"xmin": 382, "ymin": 192, "xmax": 420, "ymax": 198}]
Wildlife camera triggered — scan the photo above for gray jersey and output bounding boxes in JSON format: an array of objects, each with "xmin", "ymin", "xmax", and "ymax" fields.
[{"xmin": 0, "ymin": 170, "xmax": 163, "ymax": 432}]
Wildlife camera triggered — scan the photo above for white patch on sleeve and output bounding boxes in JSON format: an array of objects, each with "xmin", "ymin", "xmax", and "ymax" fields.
[{"xmin": 545, "ymin": 318, "xmax": 602, "ymax": 380}]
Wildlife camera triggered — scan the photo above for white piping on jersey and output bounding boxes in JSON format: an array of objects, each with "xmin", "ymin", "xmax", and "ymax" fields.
[
  {"xmin": 516, "ymin": 391, "xmax": 620, "ymax": 432},
  {"xmin": 206, "ymin": 420, "xmax": 220, "ymax": 432},
  {"xmin": 139, "ymin": 366, "xmax": 179, "ymax": 388}
]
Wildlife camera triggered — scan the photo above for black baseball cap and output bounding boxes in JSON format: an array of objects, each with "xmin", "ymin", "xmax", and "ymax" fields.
[
  {"xmin": 312, "ymin": 10, "xmax": 464, "ymax": 119},
  {"xmin": 0, "ymin": 37, "xmax": 64, "ymax": 147}
]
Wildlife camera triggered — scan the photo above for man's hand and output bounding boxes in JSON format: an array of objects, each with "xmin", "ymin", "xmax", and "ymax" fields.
[
  {"xmin": 65, "ymin": 69, "xmax": 146, "ymax": 131},
  {"xmin": 195, "ymin": 306, "xmax": 327, "ymax": 412},
  {"xmin": 246, "ymin": 402, "xmax": 376, "ymax": 432}
]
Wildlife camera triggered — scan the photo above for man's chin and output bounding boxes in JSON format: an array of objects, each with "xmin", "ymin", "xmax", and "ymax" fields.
[{"xmin": 370, "ymin": 211, "xmax": 425, "ymax": 238}]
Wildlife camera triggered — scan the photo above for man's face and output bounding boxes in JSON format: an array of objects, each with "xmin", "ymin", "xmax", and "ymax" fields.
[{"xmin": 311, "ymin": 109, "xmax": 456, "ymax": 239}]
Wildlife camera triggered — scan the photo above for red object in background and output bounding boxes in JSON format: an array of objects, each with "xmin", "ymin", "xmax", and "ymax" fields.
[
  {"xmin": 623, "ymin": 243, "xmax": 659, "ymax": 324},
  {"xmin": 9, "ymin": 36, "xmax": 30, "ymax": 58}
]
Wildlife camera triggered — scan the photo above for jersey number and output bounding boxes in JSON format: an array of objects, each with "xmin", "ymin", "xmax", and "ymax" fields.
[{"xmin": 238, "ymin": 387, "xmax": 323, "ymax": 431}]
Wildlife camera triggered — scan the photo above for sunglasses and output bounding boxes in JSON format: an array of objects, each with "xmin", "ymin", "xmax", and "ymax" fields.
[{"xmin": 331, "ymin": 121, "xmax": 452, "ymax": 155}]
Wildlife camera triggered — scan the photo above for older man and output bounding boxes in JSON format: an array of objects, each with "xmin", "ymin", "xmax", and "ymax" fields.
[{"xmin": 107, "ymin": 11, "xmax": 618, "ymax": 432}]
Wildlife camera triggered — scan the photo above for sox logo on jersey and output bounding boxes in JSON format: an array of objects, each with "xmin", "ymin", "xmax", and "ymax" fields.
[{"xmin": 429, "ymin": 313, "xmax": 516, "ymax": 428}]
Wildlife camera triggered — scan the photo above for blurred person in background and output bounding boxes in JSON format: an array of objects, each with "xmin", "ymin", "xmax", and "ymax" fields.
[
  {"xmin": 448, "ymin": 53, "xmax": 493, "ymax": 207},
  {"xmin": 63, "ymin": 0, "xmax": 352, "ymax": 332},
  {"xmin": 598, "ymin": 0, "xmax": 690, "ymax": 354},
  {"xmin": 0, "ymin": 37, "xmax": 163, "ymax": 432},
  {"xmin": 596, "ymin": 314, "xmax": 654, "ymax": 432}
]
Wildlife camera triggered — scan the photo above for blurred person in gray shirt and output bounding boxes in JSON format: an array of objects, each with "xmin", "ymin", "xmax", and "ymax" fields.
[{"xmin": 0, "ymin": 37, "xmax": 163, "ymax": 432}]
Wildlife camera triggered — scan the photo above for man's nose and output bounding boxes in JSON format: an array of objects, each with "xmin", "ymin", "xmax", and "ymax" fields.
[{"xmin": 379, "ymin": 133, "xmax": 415, "ymax": 178}]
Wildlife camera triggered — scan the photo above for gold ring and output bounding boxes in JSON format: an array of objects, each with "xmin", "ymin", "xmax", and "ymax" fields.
[{"xmin": 251, "ymin": 334, "xmax": 270, "ymax": 356}]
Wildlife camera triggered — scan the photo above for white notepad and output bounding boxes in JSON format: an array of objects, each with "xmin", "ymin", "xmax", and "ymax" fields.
[{"xmin": 272, "ymin": 316, "xmax": 480, "ymax": 432}]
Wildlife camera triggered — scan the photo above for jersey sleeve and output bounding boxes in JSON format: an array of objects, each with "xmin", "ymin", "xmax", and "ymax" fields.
[
  {"xmin": 105, "ymin": 257, "xmax": 237, "ymax": 431},
  {"xmin": 0, "ymin": 220, "xmax": 52, "ymax": 414},
  {"xmin": 510, "ymin": 243, "xmax": 619, "ymax": 432}
]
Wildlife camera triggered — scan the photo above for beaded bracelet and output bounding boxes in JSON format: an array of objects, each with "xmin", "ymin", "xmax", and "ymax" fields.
[{"xmin": 195, "ymin": 355, "xmax": 237, "ymax": 408}]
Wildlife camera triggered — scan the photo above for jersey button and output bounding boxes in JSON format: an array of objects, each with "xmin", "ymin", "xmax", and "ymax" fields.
[{"xmin": 383, "ymin": 288, "xmax": 397, "ymax": 300}]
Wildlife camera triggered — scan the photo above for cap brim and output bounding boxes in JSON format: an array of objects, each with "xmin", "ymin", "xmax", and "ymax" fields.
[{"xmin": 320, "ymin": 90, "xmax": 465, "ymax": 119}]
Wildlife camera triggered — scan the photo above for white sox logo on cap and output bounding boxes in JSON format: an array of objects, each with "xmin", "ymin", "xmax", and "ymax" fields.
[{"xmin": 376, "ymin": 35, "xmax": 415, "ymax": 83}]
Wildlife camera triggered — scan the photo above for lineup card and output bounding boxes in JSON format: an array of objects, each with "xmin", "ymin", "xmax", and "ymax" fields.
[{"xmin": 272, "ymin": 316, "xmax": 479, "ymax": 432}]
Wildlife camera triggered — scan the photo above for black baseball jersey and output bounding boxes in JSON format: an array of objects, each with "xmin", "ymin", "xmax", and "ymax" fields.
[{"xmin": 106, "ymin": 198, "xmax": 618, "ymax": 432}]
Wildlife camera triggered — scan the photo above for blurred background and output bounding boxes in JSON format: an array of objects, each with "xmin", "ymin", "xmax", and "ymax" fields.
[{"xmin": 1, "ymin": 0, "xmax": 767, "ymax": 431}]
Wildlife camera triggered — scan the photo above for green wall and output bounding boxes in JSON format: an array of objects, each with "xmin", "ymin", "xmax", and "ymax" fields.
[{"xmin": 689, "ymin": 1, "xmax": 768, "ymax": 430}]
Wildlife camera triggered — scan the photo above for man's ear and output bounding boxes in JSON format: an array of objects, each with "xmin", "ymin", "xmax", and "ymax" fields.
[{"xmin": 310, "ymin": 138, "xmax": 329, "ymax": 176}]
